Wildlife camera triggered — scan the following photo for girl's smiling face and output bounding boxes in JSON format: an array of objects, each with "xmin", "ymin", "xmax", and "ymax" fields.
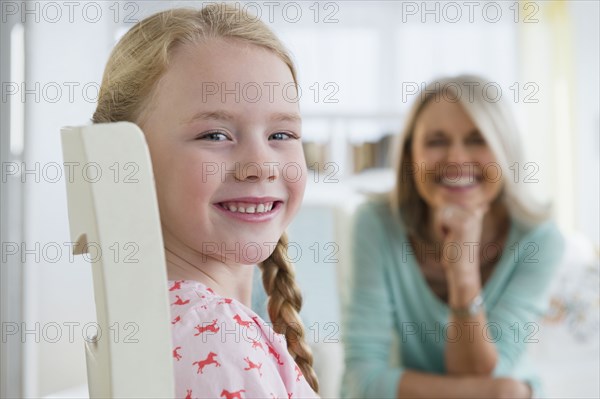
[{"xmin": 140, "ymin": 39, "xmax": 306, "ymax": 265}]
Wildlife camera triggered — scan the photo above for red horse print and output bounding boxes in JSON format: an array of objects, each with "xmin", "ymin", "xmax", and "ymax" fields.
[
  {"xmin": 243, "ymin": 356, "xmax": 263, "ymax": 377},
  {"xmin": 173, "ymin": 346, "xmax": 182, "ymax": 361},
  {"xmin": 220, "ymin": 389, "xmax": 245, "ymax": 399},
  {"xmin": 169, "ymin": 280, "xmax": 184, "ymax": 291},
  {"xmin": 172, "ymin": 295, "xmax": 190, "ymax": 306},
  {"xmin": 171, "ymin": 315, "xmax": 181, "ymax": 325},
  {"xmin": 250, "ymin": 339, "xmax": 265, "ymax": 353},
  {"xmin": 294, "ymin": 364, "xmax": 302, "ymax": 381},
  {"xmin": 194, "ymin": 319, "xmax": 219, "ymax": 335},
  {"xmin": 206, "ymin": 287, "xmax": 215, "ymax": 294},
  {"xmin": 218, "ymin": 298, "xmax": 233, "ymax": 305},
  {"xmin": 192, "ymin": 352, "xmax": 221, "ymax": 374},
  {"xmin": 266, "ymin": 342, "xmax": 284, "ymax": 365},
  {"xmin": 233, "ymin": 314, "xmax": 253, "ymax": 327}
]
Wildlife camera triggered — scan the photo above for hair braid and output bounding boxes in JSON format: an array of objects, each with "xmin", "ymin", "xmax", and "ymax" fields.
[{"xmin": 259, "ymin": 233, "xmax": 319, "ymax": 393}]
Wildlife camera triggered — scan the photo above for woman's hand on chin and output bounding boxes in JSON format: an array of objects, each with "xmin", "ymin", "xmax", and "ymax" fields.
[
  {"xmin": 433, "ymin": 203, "xmax": 489, "ymax": 280},
  {"xmin": 434, "ymin": 203, "xmax": 489, "ymax": 244}
]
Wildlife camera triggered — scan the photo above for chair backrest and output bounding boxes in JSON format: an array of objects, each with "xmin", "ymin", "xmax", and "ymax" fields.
[{"xmin": 61, "ymin": 122, "xmax": 174, "ymax": 397}]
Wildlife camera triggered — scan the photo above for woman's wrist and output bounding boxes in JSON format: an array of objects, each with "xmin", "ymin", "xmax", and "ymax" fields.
[
  {"xmin": 446, "ymin": 269, "xmax": 481, "ymax": 307},
  {"xmin": 447, "ymin": 273, "xmax": 482, "ymax": 308},
  {"xmin": 449, "ymin": 293, "xmax": 484, "ymax": 318}
]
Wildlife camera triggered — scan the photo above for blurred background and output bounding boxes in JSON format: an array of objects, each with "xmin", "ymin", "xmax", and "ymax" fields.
[{"xmin": 1, "ymin": 0, "xmax": 598, "ymax": 397}]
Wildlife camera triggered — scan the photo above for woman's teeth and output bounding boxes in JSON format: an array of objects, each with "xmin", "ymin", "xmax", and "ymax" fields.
[
  {"xmin": 441, "ymin": 176, "xmax": 479, "ymax": 187},
  {"xmin": 220, "ymin": 202, "xmax": 274, "ymax": 214}
]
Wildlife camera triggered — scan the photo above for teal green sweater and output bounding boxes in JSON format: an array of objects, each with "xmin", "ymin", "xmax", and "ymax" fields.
[{"xmin": 341, "ymin": 200, "xmax": 565, "ymax": 398}]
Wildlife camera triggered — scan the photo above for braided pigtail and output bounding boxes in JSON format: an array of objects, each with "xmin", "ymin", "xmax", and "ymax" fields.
[{"xmin": 259, "ymin": 233, "xmax": 319, "ymax": 393}]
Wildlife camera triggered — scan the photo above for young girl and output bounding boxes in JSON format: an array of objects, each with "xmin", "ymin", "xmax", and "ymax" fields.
[{"xmin": 93, "ymin": 5, "xmax": 319, "ymax": 398}]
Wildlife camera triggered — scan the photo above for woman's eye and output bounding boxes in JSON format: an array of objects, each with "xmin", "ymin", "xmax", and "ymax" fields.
[
  {"xmin": 269, "ymin": 132, "xmax": 294, "ymax": 141},
  {"xmin": 467, "ymin": 137, "xmax": 486, "ymax": 145},
  {"xmin": 197, "ymin": 131, "xmax": 229, "ymax": 141},
  {"xmin": 427, "ymin": 139, "xmax": 447, "ymax": 147}
]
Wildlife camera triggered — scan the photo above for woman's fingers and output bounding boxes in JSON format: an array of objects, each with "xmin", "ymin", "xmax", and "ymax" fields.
[{"xmin": 435, "ymin": 203, "xmax": 489, "ymax": 241}]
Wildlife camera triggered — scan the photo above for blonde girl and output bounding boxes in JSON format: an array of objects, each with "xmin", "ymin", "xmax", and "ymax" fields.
[{"xmin": 93, "ymin": 5, "xmax": 318, "ymax": 397}]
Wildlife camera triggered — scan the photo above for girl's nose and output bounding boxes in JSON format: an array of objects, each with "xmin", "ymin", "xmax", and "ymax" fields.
[{"xmin": 235, "ymin": 147, "xmax": 279, "ymax": 183}]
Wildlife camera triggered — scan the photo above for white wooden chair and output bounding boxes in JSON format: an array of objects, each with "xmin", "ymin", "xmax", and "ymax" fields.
[{"xmin": 61, "ymin": 122, "xmax": 174, "ymax": 397}]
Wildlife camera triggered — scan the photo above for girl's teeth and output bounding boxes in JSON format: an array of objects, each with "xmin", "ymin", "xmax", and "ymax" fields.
[{"xmin": 222, "ymin": 202, "xmax": 276, "ymax": 214}]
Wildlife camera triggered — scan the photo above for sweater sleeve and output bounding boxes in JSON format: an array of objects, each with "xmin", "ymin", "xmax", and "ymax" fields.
[
  {"xmin": 487, "ymin": 221, "xmax": 565, "ymax": 376},
  {"xmin": 341, "ymin": 202, "xmax": 404, "ymax": 399}
]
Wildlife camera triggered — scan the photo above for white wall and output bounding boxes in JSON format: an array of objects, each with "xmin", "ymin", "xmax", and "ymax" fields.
[
  {"xmin": 21, "ymin": 2, "xmax": 114, "ymax": 395},
  {"xmin": 570, "ymin": 0, "xmax": 600, "ymax": 247}
]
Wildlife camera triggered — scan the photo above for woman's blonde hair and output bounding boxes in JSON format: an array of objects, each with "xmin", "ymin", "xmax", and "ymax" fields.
[
  {"xmin": 92, "ymin": 5, "xmax": 318, "ymax": 392},
  {"xmin": 390, "ymin": 75, "xmax": 550, "ymax": 241}
]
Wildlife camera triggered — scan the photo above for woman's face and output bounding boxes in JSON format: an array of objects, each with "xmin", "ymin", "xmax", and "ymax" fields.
[
  {"xmin": 410, "ymin": 99, "xmax": 503, "ymax": 211},
  {"xmin": 140, "ymin": 39, "xmax": 307, "ymax": 265}
]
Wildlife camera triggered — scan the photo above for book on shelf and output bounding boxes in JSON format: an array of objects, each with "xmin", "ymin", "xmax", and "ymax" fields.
[{"xmin": 351, "ymin": 134, "xmax": 395, "ymax": 173}]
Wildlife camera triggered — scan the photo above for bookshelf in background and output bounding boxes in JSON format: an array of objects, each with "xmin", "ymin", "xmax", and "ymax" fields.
[
  {"xmin": 301, "ymin": 113, "xmax": 403, "ymax": 178},
  {"xmin": 350, "ymin": 134, "xmax": 395, "ymax": 174}
]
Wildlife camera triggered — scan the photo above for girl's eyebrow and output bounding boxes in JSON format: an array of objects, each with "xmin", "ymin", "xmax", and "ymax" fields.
[
  {"xmin": 184, "ymin": 110, "xmax": 234, "ymax": 125},
  {"xmin": 271, "ymin": 112, "xmax": 301, "ymax": 123},
  {"xmin": 184, "ymin": 110, "xmax": 301, "ymax": 125}
]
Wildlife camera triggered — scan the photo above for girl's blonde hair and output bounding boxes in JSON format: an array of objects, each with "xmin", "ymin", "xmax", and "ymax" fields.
[
  {"xmin": 92, "ymin": 5, "xmax": 318, "ymax": 392},
  {"xmin": 390, "ymin": 75, "xmax": 550, "ymax": 241}
]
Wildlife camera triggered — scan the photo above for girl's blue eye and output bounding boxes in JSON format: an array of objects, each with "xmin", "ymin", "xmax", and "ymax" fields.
[
  {"xmin": 197, "ymin": 131, "xmax": 229, "ymax": 141},
  {"xmin": 270, "ymin": 132, "xmax": 294, "ymax": 140}
]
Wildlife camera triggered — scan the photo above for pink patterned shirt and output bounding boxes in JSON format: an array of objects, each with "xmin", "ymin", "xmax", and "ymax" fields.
[{"xmin": 168, "ymin": 280, "xmax": 319, "ymax": 399}]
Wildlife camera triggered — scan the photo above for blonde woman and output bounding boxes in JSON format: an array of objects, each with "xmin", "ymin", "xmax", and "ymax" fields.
[
  {"xmin": 342, "ymin": 75, "xmax": 564, "ymax": 398},
  {"xmin": 93, "ymin": 5, "xmax": 318, "ymax": 397}
]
